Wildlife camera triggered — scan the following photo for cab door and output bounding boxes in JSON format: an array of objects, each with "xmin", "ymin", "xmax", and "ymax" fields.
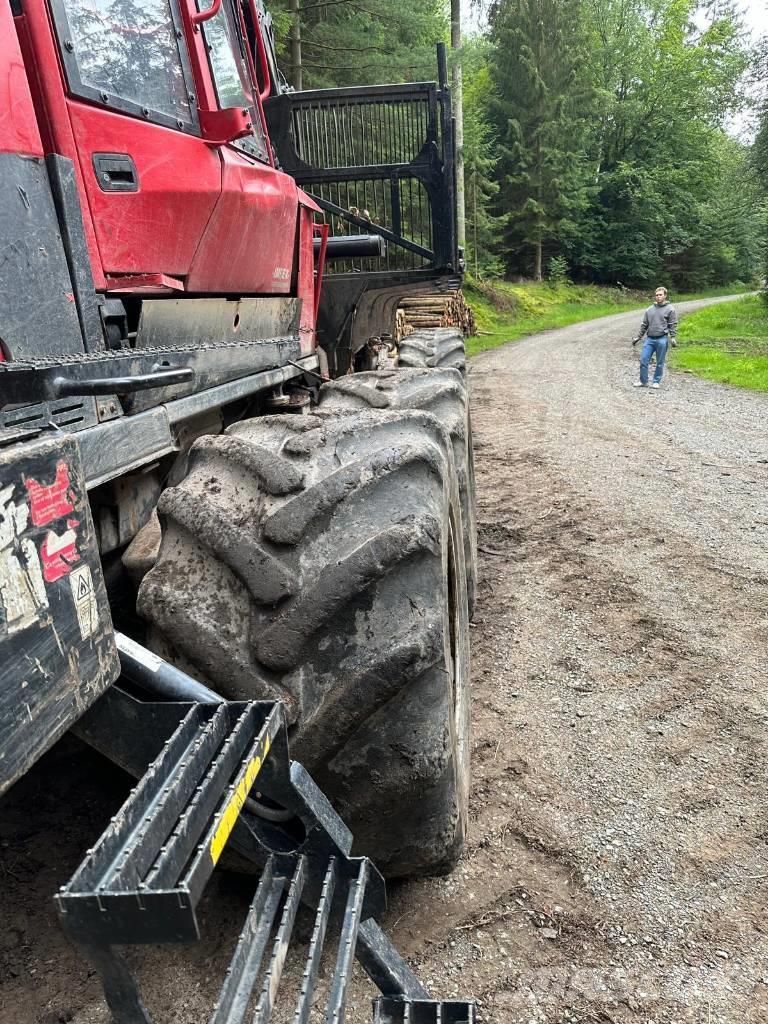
[
  {"xmin": 184, "ymin": 0, "xmax": 299, "ymax": 295},
  {"xmin": 45, "ymin": 0, "xmax": 223, "ymax": 285},
  {"xmin": 46, "ymin": 0, "xmax": 300, "ymax": 295}
]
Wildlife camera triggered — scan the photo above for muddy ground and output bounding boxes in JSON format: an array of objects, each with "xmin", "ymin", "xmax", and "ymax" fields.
[{"xmin": 2, "ymin": 298, "xmax": 767, "ymax": 1023}]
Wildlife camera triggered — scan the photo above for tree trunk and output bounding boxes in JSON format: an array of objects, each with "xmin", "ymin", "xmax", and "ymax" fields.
[
  {"xmin": 290, "ymin": 0, "xmax": 302, "ymax": 90},
  {"xmin": 473, "ymin": 168, "xmax": 478, "ymax": 277},
  {"xmin": 534, "ymin": 121, "xmax": 543, "ymax": 282},
  {"xmin": 451, "ymin": 0, "xmax": 466, "ymax": 252},
  {"xmin": 529, "ymin": 19, "xmax": 544, "ymax": 285}
]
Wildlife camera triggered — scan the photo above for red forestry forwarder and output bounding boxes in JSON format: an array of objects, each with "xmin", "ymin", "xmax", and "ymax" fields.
[{"xmin": 0, "ymin": 0, "xmax": 477, "ymax": 1019}]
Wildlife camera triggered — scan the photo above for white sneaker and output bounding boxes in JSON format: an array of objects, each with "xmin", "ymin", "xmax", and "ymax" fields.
[
  {"xmin": 650, "ymin": 382, "xmax": 660, "ymax": 389},
  {"xmin": 633, "ymin": 381, "xmax": 647, "ymax": 387}
]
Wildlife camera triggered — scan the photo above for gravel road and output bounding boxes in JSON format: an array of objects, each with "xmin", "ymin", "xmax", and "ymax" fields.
[
  {"xmin": 387, "ymin": 296, "xmax": 768, "ymax": 1022},
  {"xmin": 2, "ymin": 296, "xmax": 767, "ymax": 1023}
]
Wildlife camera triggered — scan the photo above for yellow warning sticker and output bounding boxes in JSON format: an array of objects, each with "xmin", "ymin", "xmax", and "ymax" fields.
[{"xmin": 209, "ymin": 735, "xmax": 271, "ymax": 865}]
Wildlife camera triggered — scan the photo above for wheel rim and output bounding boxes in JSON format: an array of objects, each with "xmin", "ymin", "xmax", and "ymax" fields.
[{"xmin": 447, "ymin": 509, "xmax": 470, "ymax": 832}]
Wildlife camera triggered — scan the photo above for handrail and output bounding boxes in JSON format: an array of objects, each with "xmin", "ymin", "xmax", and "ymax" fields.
[
  {"xmin": 191, "ymin": 0, "xmax": 221, "ymax": 26},
  {"xmin": 249, "ymin": 0, "xmax": 272, "ymax": 103}
]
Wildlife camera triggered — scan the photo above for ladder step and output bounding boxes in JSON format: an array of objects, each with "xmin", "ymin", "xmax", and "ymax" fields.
[
  {"xmin": 64, "ymin": 706, "xmax": 213, "ymax": 893},
  {"xmin": 146, "ymin": 704, "xmax": 256, "ymax": 894},
  {"xmin": 372, "ymin": 1001, "xmax": 476, "ymax": 1024},
  {"xmin": 210, "ymin": 857, "xmax": 286, "ymax": 1024},
  {"xmin": 325, "ymin": 858, "xmax": 369, "ymax": 1024},
  {"xmin": 106, "ymin": 704, "xmax": 230, "ymax": 891},
  {"xmin": 56, "ymin": 701, "xmax": 284, "ymax": 945},
  {"xmin": 253, "ymin": 855, "xmax": 308, "ymax": 1024},
  {"xmin": 293, "ymin": 858, "xmax": 337, "ymax": 1024},
  {"xmin": 56, "ymin": 681, "xmax": 477, "ymax": 1020}
]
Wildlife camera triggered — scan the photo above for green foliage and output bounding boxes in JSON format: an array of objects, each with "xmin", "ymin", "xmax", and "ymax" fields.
[
  {"xmin": 269, "ymin": 0, "xmax": 447, "ymax": 88},
  {"xmin": 672, "ymin": 136, "xmax": 766, "ymax": 289},
  {"xmin": 749, "ymin": 34, "xmax": 768, "ymax": 284},
  {"xmin": 463, "ymin": 278, "xmax": 645, "ymax": 354},
  {"xmin": 678, "ymin": 294, "xmax": 767, "ymax": 342},
  {"xmin": 571, "ymin": 0, "xmax": 752, "ymax": 286},
  {"xmin": 674, "ymin": 296, "xmax": 768, "ymax": 390},
  {"xmin": 488, "ymin": 0, "xmax": 592, "ymax": 279},
  {"xmin": 478, "ymin": 0, "xmax": 759, "ymax": 289},
  {"xmin": 464, "ymin": 278, "xmax": 749, "ymax": 357},
  {"xmin": 462, "ymin": 38, "xmax": 505, "ymax": 278},
  {"xmin": 673, "ymin": 346, "xmax": 768, "ymax": 390},
  {"xmin": 546, "ymin": 255, "xmax": 570, "ymax": 284}
]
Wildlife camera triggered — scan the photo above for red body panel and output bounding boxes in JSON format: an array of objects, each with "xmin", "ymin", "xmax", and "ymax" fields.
[
  {"xmin": 67, "ymin": 103, "xmax": 221, "ymax": 279},
  {"xmin": 313, "ymin": 222, "xmax": 329, "ymax": 323},
  {"xmin": 297, "ymin": 205, "xmax": 318, "ymax": 353},
  {"xmin": 14, "ymin": 3, "xmax": 107, "ymax": 288},
  {"xmin": 9, "ymin": 0, "xmax": 322, "ymax": 340},
  {"xmin": 0, "ymin": 5, "xmax": 43, "ymax": 156},
  {"xmin": 186, "ymin": 148, "xmax": 298, "ymax": 294}
]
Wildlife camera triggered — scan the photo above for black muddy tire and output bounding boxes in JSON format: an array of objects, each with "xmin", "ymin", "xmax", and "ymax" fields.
[
  {"xmin": 398, "ymin": 327, "xmax": 467, "ymax": 373},
  {"xmin": 319, "ymin": 369, "xmax": 478, "ymax": 620},
  {"xmin": 137, "ymin": 407, "xmax": 470, "ymax": 877}
]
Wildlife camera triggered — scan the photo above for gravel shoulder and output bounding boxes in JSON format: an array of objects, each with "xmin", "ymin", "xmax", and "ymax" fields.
[
  {"xmin": 389, "ymin": 296, "xmax": 768, "ymax": 1021},
  {"xmin": 2, "ymin": 296, "xmax": 767, "ymax": 1023}
]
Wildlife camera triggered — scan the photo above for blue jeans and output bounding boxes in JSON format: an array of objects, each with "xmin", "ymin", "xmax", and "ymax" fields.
[{"xmin": 640, "ymin": 335, "xmax": 669, "ymax": 384}]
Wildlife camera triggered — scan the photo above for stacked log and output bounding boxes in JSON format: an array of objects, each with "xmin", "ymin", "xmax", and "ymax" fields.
[
  {"xmin": 394, "ymin": 307, "xmax": 411, "ymax": 342},
  {"xmin": 395, "ymin": 290, "xmax": 476, "ymax": 342}
]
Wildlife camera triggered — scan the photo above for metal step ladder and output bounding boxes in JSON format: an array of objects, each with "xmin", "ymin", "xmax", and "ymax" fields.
[{"xmin": 56, "ymin": 667, "xmax": 475, "ymax": 1024}]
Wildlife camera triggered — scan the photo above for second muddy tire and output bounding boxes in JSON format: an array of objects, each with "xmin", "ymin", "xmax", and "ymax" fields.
[
  {"xmin": 398, "ymin": 327, "xmax": 467, "ymax": 372},
  {"xmin": 137, "ymin": 407, "xmax": 470, "ymax": 877},
  {"xmin": 319, "ymin": 368, "xmax": 478, "ymax": 620}
]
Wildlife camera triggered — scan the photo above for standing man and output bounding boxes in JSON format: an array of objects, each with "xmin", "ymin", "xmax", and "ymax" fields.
[{"xmin": 632, "ymin": 287, "xmax": 678, "ymax": 389}]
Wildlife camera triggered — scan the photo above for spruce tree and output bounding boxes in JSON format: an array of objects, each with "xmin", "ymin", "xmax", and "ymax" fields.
[
  {"xmin": 463, "ymin": 38, "xmax": 504, "ymax": 278},
  {"xmin": 488, "ymin": 0, "xmax": 590, "ymax": 279},
  {"xmin": 269, "ymin": 0, "xmax": 448, "ymax": 89}
]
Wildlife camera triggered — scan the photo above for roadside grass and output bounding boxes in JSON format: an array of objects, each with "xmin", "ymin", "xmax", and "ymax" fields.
[
  {"xmin": 464, "ymin": 279, "xmax": 751, "ymax": 359},
  {"xmin": 673, "ymin": 294, "xmax": 768, "ymax": 392},
  {"xmin": 464, "ymin": 280, "xmax": 639, "ymax": 356}
]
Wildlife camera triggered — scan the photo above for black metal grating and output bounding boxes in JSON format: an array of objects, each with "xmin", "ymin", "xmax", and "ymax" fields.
[
  {"xmin": 372, "ymin": 1000, "xmax": 476, "ymax": 1024},
  {"xmin": 53, "ymin": 647, "xmax": 475, "ymax": 1024},
  {"xmin": 56, "ymin": 702, "xmax": 284, "ymax": 945},
  {"xmin": 314, "ymin": 177, "xmax": 433, "ymax": 274},
  {"xmin": 0, "ymin": 396, "xmax": 99, "ymax": 434},
  {"xmin": 265, "ymin": 77, "xmax": 457, "ymax": 276},
  {"xmin": 290, "ymin": 95, "xmax": 433, "ymax": 170}
]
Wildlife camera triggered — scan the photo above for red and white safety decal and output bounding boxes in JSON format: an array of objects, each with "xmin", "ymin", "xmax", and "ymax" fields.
[
  {"xmin": 40, "ymin": 519, "xmax": 81, "ymax": 583},
  {"xmin": 0, "ymin": 484, "xmax": 49, "ymax": 636},
  {"xmin": 25, "ymin": 460, "xmax": 75, "ymax": 527}
]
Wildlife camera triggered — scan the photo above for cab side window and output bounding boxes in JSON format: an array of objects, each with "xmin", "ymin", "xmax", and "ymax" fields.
[
  {"xmin": 54, "ymin": 0, "xmax": 196, "ymax": 130},
  {"xmin": 199, "ymin": 0, "xmax": 270, "ymax": 162}
]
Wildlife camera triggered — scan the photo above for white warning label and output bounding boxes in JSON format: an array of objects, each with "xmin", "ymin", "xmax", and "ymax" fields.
[
  {"xmin": 0, "ymin": 484, "xmax": 49, "ymax": 637},
  {"xmin": 69, "ymin": 565, "xmax": 98, "ymax": 640},
  {"xmin": 116, "ymin": 633, "xmax": 164, "ymax": 672}
]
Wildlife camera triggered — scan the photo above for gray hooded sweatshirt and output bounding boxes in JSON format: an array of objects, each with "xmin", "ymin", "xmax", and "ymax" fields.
[{"xmin": 638, "ymin": 301, "xmax": 677, "ymax": 340}]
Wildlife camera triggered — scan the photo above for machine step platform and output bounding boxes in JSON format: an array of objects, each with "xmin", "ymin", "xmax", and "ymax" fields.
[
  {"xmin": 56, "ymin": 645, "xmax": 475, "ymax": 1024},
  {"xmin": 373, "ymin": 1001, "xmax": 477, "ymax": 1024},
  {"xmin": 58, "ymin": 702, "xmax": 284, "ymax": 945}
]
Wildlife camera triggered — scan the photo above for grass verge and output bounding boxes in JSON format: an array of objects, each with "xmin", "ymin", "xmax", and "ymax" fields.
[
  {"xmin": 464, "ymin": 279, "xmax": 750, "ymax": 359},
  {"xmin": 673, "ymin": 294, "xmax": 768, "ymax": 392}
]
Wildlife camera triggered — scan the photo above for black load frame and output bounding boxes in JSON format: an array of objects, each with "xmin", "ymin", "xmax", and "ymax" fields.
[{"xmin": 264, "ymin": 44, "xmax": 462, "ymax": 375}]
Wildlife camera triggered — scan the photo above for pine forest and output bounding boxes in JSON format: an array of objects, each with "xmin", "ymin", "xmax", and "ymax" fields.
[{"xmin": 268, "ymin": 0, "xmax": 767, "ymax": 290}]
